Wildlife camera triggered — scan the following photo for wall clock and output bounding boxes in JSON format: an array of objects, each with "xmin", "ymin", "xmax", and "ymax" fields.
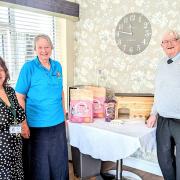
[{"xmin": 115, "ymin": 12, "xmax": 152, "ymax": 55}]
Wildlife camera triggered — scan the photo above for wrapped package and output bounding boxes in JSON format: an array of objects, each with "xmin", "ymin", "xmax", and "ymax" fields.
[
  {"xmin": 69, "ymin": 89, "xmax": 93, "ymax": 123},
  {"xmin": 104, "ymin": 99, "xmax": 116, "ymax": 122},
  {"xmin": 85, "ymin": 86, "xmax": 106, "ymax": 118}
]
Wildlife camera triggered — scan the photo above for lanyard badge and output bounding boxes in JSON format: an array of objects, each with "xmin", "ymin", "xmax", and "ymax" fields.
[
  {"xmin": 0, "ymin": 91, "xmax": 22, "ymax": 136},
  {"xmin": 9, "ymin": 124, "xmax": 21, "ymax": 135},
  {"xmin": 8, "ymin": 98, "xmax": 22, "ymax": 136}
]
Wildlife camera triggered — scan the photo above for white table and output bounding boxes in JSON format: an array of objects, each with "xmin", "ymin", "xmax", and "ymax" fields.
[{"xmin": 67, "ymin": 119, "xmax": 156, "ymax": 179}]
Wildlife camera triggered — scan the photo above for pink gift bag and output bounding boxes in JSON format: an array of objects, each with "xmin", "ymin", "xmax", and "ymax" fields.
[{"xmin": 69, "ymin": 89, "xmax": 93, "ymax": 123}]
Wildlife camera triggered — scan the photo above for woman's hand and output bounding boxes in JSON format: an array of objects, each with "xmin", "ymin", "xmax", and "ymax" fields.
[
  {"xmin": 146, "ymin": 115, "xmax": 157, "ymax": 128},
  {"xmin": 21, "ymin": 120, "xmax": 30, "ymax": 139}
]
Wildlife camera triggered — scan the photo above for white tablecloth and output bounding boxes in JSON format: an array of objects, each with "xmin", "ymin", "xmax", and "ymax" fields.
[{"xmin": 67, "ymin": 119, "xmax": 156, "ymax": 162}]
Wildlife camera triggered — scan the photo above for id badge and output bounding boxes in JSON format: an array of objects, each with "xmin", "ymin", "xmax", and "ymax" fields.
[{"xmin": 9, "ymin": 124, "xmax": 21, "ymax": 134}]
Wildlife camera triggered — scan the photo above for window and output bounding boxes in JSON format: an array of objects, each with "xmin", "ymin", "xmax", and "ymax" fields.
[{"xmin": 0, "ymin": 6, "xmax": 61, "ymax": 86}]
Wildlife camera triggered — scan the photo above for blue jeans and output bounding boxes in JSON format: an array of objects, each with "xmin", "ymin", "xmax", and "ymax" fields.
[
  {"xmin": 156, "ymin": 116, "xmax": 180, "ymax": 180},
  {"xmin": 29, "ymin": 122, "xmax": 69, "ymax": 180}
]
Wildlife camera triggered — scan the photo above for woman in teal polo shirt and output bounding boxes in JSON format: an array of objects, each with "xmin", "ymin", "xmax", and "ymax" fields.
[{"xmin": 15, "ymin": 34, "xmax": 69, "ymax": 180}]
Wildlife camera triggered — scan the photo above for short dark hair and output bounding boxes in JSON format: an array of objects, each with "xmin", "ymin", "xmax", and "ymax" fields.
[{"xmin": 0, "ymin": 57, "xmax": 10, "ymax": 86}]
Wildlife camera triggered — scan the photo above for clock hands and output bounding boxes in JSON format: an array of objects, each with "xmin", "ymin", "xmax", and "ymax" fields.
[
  {"xmin": 118, "ymin": 24, "xmax": 133, "ymax": 35},
  {"xmin": 129, "ymin": 23, "xmax": 133, "ymax": 34},
  {"xmin": 118, "ymin": 31, "xmax": 133, "ymax": 35}
]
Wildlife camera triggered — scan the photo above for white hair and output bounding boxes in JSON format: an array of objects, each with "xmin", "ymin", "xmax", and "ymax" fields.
[
  {"xmin": 162, "ymin": 29, "xmax": 180, "ymax": 41},
  {"xmin": 34, "ymin": 34, "xmax": 54, "ymax": 50}
]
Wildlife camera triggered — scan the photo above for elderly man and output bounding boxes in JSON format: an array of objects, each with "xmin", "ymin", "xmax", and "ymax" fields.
[{"xmin": 147, "ymin": 30, "xmax": 180, "ymax": 180}]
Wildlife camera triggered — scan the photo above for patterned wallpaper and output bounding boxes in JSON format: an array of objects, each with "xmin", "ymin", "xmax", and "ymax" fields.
[{"xmin": 74, "ymin": 0, "xmax": 180, "ymax": 93}]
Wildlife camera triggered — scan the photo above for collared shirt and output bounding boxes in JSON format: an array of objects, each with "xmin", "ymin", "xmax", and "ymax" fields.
[
  {"xmin": 151, "ymin": 52, "xmax": 180, "ymax": 119},
  {"xmin": 15, "ymin": 56, "xmax": 64, "ymax": 127}
]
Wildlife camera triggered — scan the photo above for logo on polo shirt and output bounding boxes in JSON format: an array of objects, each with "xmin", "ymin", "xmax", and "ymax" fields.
[{"xmin": 56, "ymin": 71, "xmax": 61, "ymax": 78}]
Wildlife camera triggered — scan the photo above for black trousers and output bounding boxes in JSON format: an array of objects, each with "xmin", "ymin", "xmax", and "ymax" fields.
[
  {"xmin": 156, "ymin": 116, "xmax": 180, "ymax": 180},
  {"xmin": 22, "ymin": 138, "xmax": 31, "ymax": 180},
  {"xmin": 23, "ymin": 122, "xmax": 69, "ymax": 180},
  {"xmin": 30, "ymin": 122, "xmax": 69, "ymax": 180}
]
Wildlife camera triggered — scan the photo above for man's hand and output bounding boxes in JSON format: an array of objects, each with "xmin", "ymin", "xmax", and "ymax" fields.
[
  {"xmin": 146, "ymin": 115, "xmax": 157, "ymax": 128},
  {"xmin": 21, "ymin": 120, "xmax": 30, "ymax": 139}
]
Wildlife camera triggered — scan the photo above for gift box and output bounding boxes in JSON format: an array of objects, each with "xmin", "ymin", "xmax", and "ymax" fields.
[
  {"xmin": 84, "ymin": 86, "xmax": 106, "ymax": 118},
  {"xmin": 69, "ymin": 89, "xmax": 93, "ymax": 123},
  {"xmin": 115, "ymin": 93, "xmax": 154, "ymax": 120}
]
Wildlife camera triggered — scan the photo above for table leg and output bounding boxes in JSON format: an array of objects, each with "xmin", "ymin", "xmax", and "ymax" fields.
[
  {"xmin": 106, "ymin": 159, "xmax": 142, "ymax": 180},
  {"xmin": 116, "ymin": 159, "xmax": 123, "ymax": 180}
]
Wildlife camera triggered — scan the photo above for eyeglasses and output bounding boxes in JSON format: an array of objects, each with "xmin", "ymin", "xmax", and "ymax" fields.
[{"xmin": 162, "ymin": 38, "xmax": 178, "ymax": 45}]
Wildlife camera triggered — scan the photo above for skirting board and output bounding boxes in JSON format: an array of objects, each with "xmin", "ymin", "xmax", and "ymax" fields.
[{"xmin": 123, "ymin": 157, "xmax": 162, "ymax": 176}]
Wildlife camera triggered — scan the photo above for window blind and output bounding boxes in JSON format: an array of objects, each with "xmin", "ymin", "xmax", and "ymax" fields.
[{"xmin": 0, "ymin": 6, "xmax": 61, "ymax": 85}]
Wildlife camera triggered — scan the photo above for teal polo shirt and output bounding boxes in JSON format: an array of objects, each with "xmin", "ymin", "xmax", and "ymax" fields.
[{"xmin": 15, "ymin": 56, "xmax": 65, "ymax": 127}]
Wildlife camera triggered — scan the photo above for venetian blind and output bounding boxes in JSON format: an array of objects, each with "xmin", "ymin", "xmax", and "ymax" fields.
[{"xmin": 0, "ymin": 6, "xmax": 61, "ymax": 85}]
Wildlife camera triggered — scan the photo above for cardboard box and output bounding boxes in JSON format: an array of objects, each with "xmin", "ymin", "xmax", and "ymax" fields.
[{"xmin": 115, "ymin": 93, "xmax": 154, "ymax": 120}]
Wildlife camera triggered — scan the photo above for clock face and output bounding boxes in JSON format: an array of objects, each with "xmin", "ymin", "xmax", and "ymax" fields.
[{"xmin": 115, "ymin": 12, "xmax": 152, "ymax": 55}]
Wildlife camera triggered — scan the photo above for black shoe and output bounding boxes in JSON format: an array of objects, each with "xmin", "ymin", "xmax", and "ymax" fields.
[{"xmin": 100, "ymin": 172, "xmax": 115, "ymax": 180}]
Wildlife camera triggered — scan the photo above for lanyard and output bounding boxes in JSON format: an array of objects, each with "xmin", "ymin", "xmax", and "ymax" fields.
[
  {"xmin": 0, "ymin": 94, "xmax": 17, "ymax": 122},
  {"xmin": 0, "ymin": 90, "xmax": 21, "ymax": 136},
  {"xmin": 8, "ymin": 98, "xmax": 17, "ymax": 120}
]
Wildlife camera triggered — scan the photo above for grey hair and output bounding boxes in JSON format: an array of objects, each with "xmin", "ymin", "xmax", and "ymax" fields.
[
  {"xmin": 34, "ymin": 34, "xmax": 54, "ymax": 50},
  {"xmin": 162, "ymin": 29, "xmax": 180, "ymax": 41}
]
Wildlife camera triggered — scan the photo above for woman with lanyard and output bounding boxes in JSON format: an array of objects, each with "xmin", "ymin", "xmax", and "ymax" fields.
[{"xmin": 0, "ymin": 57, "xmax": 27, "ymax": 180}]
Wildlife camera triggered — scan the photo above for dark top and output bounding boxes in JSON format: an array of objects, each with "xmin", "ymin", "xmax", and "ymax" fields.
[{"xmin": 0, "ymin": 86, "xmax": 26, "ymax": 180}]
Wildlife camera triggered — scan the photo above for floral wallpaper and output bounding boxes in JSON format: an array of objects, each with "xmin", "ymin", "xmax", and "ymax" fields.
[
  {"xmin": 74, "ymin": 0, "xmax": 180, "ymax": 93},
  {"xmin": 73, "ymin": 0, "xmax": 180, "ymax": 165}
]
